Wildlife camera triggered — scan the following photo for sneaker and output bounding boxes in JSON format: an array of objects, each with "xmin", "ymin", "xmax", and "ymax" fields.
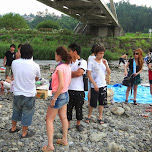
[{"xmin": 76, "ymin": 125, "xmax": 83, "ymax": 132}]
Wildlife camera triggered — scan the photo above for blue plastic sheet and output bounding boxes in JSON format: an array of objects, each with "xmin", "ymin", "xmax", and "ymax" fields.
[{"xmin": 85, "ymin": 85, "xmax": 152, "ymax": 104}]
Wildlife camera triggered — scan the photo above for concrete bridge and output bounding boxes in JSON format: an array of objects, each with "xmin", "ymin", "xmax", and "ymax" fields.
[{"xmin": 37, "ymin": 0, "xmax": 123, "ymax": 37}]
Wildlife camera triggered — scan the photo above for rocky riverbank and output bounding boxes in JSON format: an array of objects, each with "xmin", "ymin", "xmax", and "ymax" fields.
[{"xmin": 0, "ymin": 63, "xmax": 152, "ymax": 152}]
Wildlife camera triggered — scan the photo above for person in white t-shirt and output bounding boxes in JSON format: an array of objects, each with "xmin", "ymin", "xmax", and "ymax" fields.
[
  {"xmin": 87, "ymin": 44, "xmax": 98, "ymax": 106},
  {"xmin": 86, "ymin": 46, "xmax": 111, "ymax": 124},
  {"xmin": 9, "ymin": 44, "xmax": 40, "ymax": 138},
  {"xmin": 67, "ymin": 43, "xmax": 87, "ymax": 132}
]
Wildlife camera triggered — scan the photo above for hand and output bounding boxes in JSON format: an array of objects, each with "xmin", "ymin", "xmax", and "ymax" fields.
[
  {"xmin": 133, "ymin": 73, "xmax": 138, "ymax": 77},
  {"xmin": 3, "ymin": 64, "xmax": 5, "ymax": 67},
  {"xmin": 94, "ymin": 84, "xmax": 99, "ymax": 92},
  {"xmin": 124, "ymin": 71, "xmax": 128, "ymax": 76},
  {"xmin": 102, "ymin": 59, "xmax": 107, "ymax": 66},
  {"xmin": 50, "ymin": 99, "xmax": 56, "ymax": 108}
]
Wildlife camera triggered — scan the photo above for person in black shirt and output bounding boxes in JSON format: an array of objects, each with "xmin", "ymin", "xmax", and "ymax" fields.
[{"xmin": 3, "ymin": 44, "xmax": 16, "ymax": 79}]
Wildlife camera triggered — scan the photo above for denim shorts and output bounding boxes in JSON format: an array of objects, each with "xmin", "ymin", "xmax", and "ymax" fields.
[
  {"xmin": 50, "ymin": 92, "xmax": 69, "ymax": 109},
  {"xmin": 12, "ymin": 95, "xmax": 35, "ymax": 126}
]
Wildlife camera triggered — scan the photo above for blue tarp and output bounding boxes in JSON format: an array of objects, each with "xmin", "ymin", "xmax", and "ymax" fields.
[{"xmin": 85, "ymin": 85, "xmax": 152, "ymax": 104}]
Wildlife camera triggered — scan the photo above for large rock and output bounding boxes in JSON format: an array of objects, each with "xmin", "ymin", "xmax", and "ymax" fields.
[
  {"xmin": 111, "ymin": 107, "xmax": 125, "ymax": 115},
  {"xmin": 108, "ymin": 142, "xmax": 126, "ymax": 152},
  {"xmin": 89, "ymin": 132, "xmax": 107, "ymax": 142}
]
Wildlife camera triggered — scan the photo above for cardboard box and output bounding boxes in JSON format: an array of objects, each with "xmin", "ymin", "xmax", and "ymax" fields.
[{"xmin": 36, "ymin": 90, "xmax": 48, "ymax": 99}]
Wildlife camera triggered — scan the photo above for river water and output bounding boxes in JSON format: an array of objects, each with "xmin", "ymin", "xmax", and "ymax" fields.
[{"xmin": 0, "ymin": 59, "xmax": 149, "ymax": 84}]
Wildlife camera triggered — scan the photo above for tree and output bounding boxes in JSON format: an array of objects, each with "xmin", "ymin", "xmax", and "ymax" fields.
[
  {"xmin": 36, "ymin": 20, "xmax": 60, "ymax": 30},
  {"xmin": 0, "ymin": 13, "xmax": 29, "ymax": 29}
]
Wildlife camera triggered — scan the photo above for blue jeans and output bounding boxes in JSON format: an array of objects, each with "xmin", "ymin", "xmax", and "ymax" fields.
[
  {"xmin": 12, "ymin": 95, "xmax": 35, "ymax": 126},
  {"xmin": 51, "ymin": 92, "xmax": 69, "ymax": 109}
]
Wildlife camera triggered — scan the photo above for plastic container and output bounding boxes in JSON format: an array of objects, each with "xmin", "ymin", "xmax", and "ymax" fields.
[{"xmin": 140, "ymin": 113, "xmax": 149, "ymax": 117}]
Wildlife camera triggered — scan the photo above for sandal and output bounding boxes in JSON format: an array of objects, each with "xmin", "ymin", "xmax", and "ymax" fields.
[
  {"xmin": 125, "ymin": 100, "xmax": 128, "ymax": 104},
  {"xmin": 9, "ymin": 127, "xmax": 21, "ymax": 133},
  {"xmin": 97, "ymin": 119, "xmax": 104, "ymax": 124},
  {"xmin": 21, "ymin": 130, "xmax": 34, "ymax": 138},
  {"xmin": 57, "ymin": 139, "xmax": 68, "ymax": 146},
  {"xmin": 42, "ymin": 145, "xmax": 54, "ymax": 152},
  {"xmin": 133, "ymin": 100, "xmax": 137, "ymax": 105},
  {"xmin": 85, "ymin": 117, "xmax": 91, "ymax": 123}
]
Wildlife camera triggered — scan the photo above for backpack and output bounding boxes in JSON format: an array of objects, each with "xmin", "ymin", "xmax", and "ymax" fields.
[{"xmin": 78, "ymin": 59, "xmax": 88, "ymax": 91}]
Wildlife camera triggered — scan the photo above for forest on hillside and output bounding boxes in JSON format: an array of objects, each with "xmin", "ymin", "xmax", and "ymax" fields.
[{"xmin": 0, "ymin": 1, "xmax": 152, "ymax": 33}]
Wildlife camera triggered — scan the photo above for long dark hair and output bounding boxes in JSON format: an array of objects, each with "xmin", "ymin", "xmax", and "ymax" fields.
[{"xmin": 56, "ymin": 46, "xmax": 71, "ymax": 64}]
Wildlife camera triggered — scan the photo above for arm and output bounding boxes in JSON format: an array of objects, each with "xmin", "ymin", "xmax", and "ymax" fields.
[
  {"xmin": 3, "ymin": 56, "xmax": 6, "ymax": 67},
  {"xmin": 147, "ymin": 63, "xmax": 152, "ymax": 71},
  {"xmin": 102, "ymin": 59, "xmax": 111, "ymax": 75},
  {"xmin": 87, "ymin": 70, "xmax": 99, "ymax": 92},
  {"xmin": 35, "ymin": 65, "xmax": 41, "ymax": 81},
  {"xmin": 50, "ymin": 70, "xmax": 64, "ymax": 107},
  {"xmin": 71, "ymin": 68, "xmax": 84, "ymax": 78},
  {"xmin": 124, "ymin": 62, "xmax": 129, "ymax": 76}
]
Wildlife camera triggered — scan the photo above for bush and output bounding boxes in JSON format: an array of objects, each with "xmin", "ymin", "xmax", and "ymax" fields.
[
  {"xmin": 0, "ymin": 43, "xmax": 10, "ymax": 58},
  {"xmin": 36, "ymin": 20, "xmax": 60, "ymax": 30}
]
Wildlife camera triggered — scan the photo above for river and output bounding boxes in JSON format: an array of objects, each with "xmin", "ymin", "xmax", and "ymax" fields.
[{"xmin": 0, "ymin": 59, "xmax": 149, "ymax": 84}]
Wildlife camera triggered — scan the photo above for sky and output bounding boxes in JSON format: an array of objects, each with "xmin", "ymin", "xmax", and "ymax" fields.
[{"xmin": 0, "ymin": 0, "xmax": 152, "ymax": 16}]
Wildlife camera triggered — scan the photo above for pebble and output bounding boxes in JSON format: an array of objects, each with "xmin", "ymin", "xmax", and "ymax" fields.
[{"xmin": 0, "ymin": 64, "xmax": 151, "ymax": 152}]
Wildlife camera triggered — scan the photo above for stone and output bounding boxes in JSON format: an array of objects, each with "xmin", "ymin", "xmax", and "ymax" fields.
[
  {"xmin": 89, "ymin": 132, "xmax": 107, "ymax": 142},
  {"xmin": 108, "ymin": 142, "xmax": 126, "ymax": 152},
  {"xmin": 111, "ymin": 107, "xmax": 125, "ymax": 115},
  {"xmin": 82, "ymin": 147, "xmax": 90, "ymax": 151}
]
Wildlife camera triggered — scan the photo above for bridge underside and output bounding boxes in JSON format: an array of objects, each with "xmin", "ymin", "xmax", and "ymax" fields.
[{"xmin": 37, "ymin": 0, "xmax": 123, "ymax": 37}]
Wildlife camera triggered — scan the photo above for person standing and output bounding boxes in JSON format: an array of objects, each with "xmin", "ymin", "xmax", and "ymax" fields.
[
  {"xmin": 118, "ymin": 53, "xmax": 128, "ymax": 68},
  {"xmin": 16, "ymin": 44, "xmax": 22, "ymax": 59},
  {"xmin": 124, "ymin": 48, "xmax": 144, "ymax": 105},
  {"xmin": 145, "ymin": 48, "xmax": 152, "ymax": 112},
  {"xmin": 9, "ymin": 44, "xmax": 40, "ymax": 138},
  {"xmin": 87, "ymin": 44, "xmax": 98, "ymax": 106},
  {"xmin": 42, "ymin": 46, "xmax": 71, "ymax": 152},
  {"xmin": 67, "ymin": 43, "xmax": 87, "ymax": 132},
  {"xmin": 3, "ymin": 44, "xmax": 16, "ymax": 79},
  {"xmin": 86, "ymin": 46, "xmax": 111, "ymax": 124}
]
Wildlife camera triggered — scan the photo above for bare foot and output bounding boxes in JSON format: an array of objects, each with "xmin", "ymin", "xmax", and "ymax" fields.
[{"xmin": 57, "ymin": 139, "xmax": 68, "ymax": 146}]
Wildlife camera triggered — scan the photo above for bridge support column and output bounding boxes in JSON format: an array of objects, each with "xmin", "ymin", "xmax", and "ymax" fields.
[
  {"xmin": 85, "ymin": 25, "xmax": 123, "ymax": 37},
  {"xmin": 74, "ymin": 24, "xmax": 124, "ymax": 37}
]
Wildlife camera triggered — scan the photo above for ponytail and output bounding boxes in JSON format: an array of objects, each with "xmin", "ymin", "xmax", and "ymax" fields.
[{"xmin": 56, "ymin": 46, "xmax": 71, "ymax": 64}]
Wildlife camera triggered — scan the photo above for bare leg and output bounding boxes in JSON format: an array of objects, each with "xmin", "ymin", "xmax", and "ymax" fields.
[
  {"xmin": 46, "ymin": 106, "xmax": 58, "ymax": 150},
  {"xmin": 68, "ymin": 121, "xmax": 70, "ymax": 128},
  {"xmin": 22, "ymin": 126, "xmax": 28, "ymax": 137},
  {"xmin": 87, "ymin": 90, "xmax": 91, "ymax": 106},
  {"xmin": 58, "ymin": 105, "xmax": 68, "ymax": 145},
  {"xmin": 11, "ymin": 120, "xmax": 17, "ymax": 131},
  {"xmin": 150, "ymin": 84, "xmax": 152, "ymax": 95},
  {"xmin": 0, "ymin": 81, "xmax": 4, "ymax": 95},
  {"xmin": 133, "ymin": 85, "xmax": 138, "ymax": 101},
  {"xmin": 77, "ymin": 120, "xmax": 81, "ymax": 126},
  {"xmin": 126, "ymin": 86, "xmax": 131, "ymax": 101},
  {"xmin": 88, "ymin": 106, "xmax": 94, "ymax": 118},
  {"xmin": 98, "ymin": 105, "xmax": 104, "ymax": 120}
]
